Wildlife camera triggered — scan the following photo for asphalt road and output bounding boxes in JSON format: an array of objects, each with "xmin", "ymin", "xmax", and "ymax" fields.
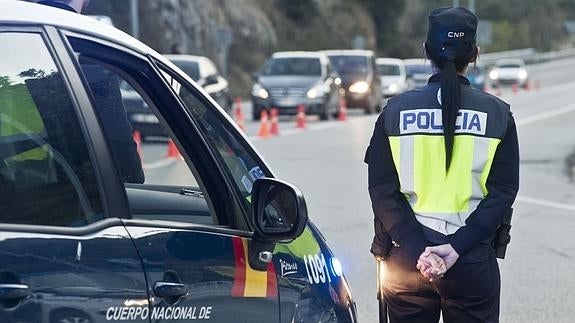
[
  {"xmin": 140, "ymin": 57, "xmax": 575, "ymax": 322},
  {"xmin": 251, "ymin": 58, "xmax": 575, "ymax": 323}
]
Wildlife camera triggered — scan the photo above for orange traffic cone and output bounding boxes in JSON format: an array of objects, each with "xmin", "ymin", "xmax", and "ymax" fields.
[
  {"xmin": 337, "ymin": 97, "xmax": 348, "ymax": 121},
  {"xmin": 524, "ymin": 80, "xmax": 531, "ymax": 92},
  {"xmin": 512, "ymin": 82, "xmax": 519, "ymax": 95},
  {"xmin": 257, "ymin": 110, "xmax": 270, "ymax": 138},
  {"xmin": 296, "ymin": 105, "xmax": 306, "ymax": 129},
  {"xmin": 234, "ymin": 97, "xmax": 245, "ymax": 132},
  {"xmin": 270, "ymin": 108, "xmax": 280, "ymax": 136},
  {"xmin": 166, "ymin": 139, "xmax": 182, "ymax": 159},
  {"xmin": 133, "ymin": 130, "xmax": 143, "ymax": 160}
]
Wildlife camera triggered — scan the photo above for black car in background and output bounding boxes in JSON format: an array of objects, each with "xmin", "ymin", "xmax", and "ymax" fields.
[
  {"xmin": 322, "ymin": 50, "xmax": 383, "ymax": 114},
  {"xmin": 251, "ymin": 51, "xmax": 341, "ymax": 120}
]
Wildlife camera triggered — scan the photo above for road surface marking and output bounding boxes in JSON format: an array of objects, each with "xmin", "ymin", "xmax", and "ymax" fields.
[
  {"xmin": 516, "ymin": 102, "xmax": 575, "ymax": 126},
  {"xmin": 249, "ymin": 121, "xmax": 347, "ymax": 141},
  {"xmin": 516, "ymin": 196, "xmax": 575, "ymax": 212}
]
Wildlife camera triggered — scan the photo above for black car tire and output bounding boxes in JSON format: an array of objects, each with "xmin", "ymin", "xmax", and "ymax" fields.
[
  {"xmin": 319, "ymin": 101, "xmax": 331, "ymax": 121},
  {"xmin": 364, "ymin": 101, "xmax": 376, "ymax": 115},
  {"xmin": 253, "ymin": 109, "xmax": 261, "ymax": 121}
]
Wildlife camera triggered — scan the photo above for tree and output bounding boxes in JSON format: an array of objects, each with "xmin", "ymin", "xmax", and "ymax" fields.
[
  {"xmin": 0, "ymin": 75, "xmax": 11, "ymax": 88},
  {"xmin": 18, "ymin": 68, "xmax": 46, "ymax": 79}
]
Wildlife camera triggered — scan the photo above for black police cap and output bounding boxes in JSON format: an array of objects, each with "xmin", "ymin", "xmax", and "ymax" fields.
[{"xmin": 426, "ymin": 7, "xmax": 478, "ymax": 60}]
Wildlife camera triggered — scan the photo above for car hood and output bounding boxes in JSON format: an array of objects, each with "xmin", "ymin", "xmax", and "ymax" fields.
[
  {"xmin": 495, "ymin": 68, "xmax": 524, "ymax": 78},
  {"xmin": 258, "ymin": 75, "xmax": 321, "ymax": 89},
  {"xmin": 338, "ymin": 73, "xmax": 369, "ymax": 87},
  {"xmin": 381, "ymin": 75, "xmax": 405, "ymax": 86}
]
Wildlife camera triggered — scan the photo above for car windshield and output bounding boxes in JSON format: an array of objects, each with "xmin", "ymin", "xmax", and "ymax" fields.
[
  {"xmin": 262, "ymin": 57, "xmax": 322, "ymax": 76},
  {"xmin": 405, "ymin": 63, "xmax": 433, "ymax": 75},
  {"xmin": 171, "ymin": 60, "xmax": 200, "ymax": 81},
  {"xmin": 377, "ymin": 64, "xmax": 401, "ymax": 76},
  {"xmin": 468, "ymin": 64, "xmax": 485, "ymax": 75},
  {"xmin": 328, "ymin": 55, "xmax": 369, "ymax": 76},
  {"xmin": 497, "ymin": 64, "xmax": 522, "ymax": 68}
]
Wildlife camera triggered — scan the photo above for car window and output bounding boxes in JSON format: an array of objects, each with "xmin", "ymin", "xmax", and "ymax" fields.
[
  {"xmin": 171, "ymin": 60, "xmax": 200, "ymax": 81},
  {"xmin": 328, "ymin": 55, "xmax": 368, "ymax": 76},
  {"xmin": 69, "ymin": 41, "xmax": 219, "ymax": 225},
  {"xmin": 262, "ymin": 57, "xmax": 322, "ymax": 76},
  {"xmin": 0, "ymin": 32, "xmax": 103, "ymax": 226},
  {"xmin": 405, "ymin": 63, "xmax": 433, "ymax": 75},
  {"xmin": 378, "ymin": 64, "xmax": 401, "ymax": 76},
  {"xmin": 159, "ymin": 67, "xmax": 269, "ymax": 220}
]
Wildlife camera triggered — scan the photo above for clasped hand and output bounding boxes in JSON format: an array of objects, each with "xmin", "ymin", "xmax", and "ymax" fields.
[{"xmin": 416, "ymin": 244, "xmax": 460, "ymax": 281}]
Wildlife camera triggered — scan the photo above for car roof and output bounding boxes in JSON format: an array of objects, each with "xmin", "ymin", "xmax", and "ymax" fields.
[
  {"xmin": 271, "ymin": 51, "xmax": 325, "ymax": 59},
  {"xmin": 495, "ymin": 58, "xmax": 526, "ymax": 66},
  {"xmin": 164, "ymin": 54, "xmax": 212, "ymax": 64},
  {"xmin": 1, "ymin": 1, "xmax": 147, "ymax": 52},
  {"xmin": 403, "ymin": 58, "xmax": 429, "ymax": 65},
  {"xmin": 376, "ymin": 57, "xmax": 404, "ymax": 65},
  {"xmin": 0, "ymin": 1, "xmax": 183, "ymax": 77},
  {"xmin": 321, "ymin": 49, "xmax": 374, "ymax": 57}
]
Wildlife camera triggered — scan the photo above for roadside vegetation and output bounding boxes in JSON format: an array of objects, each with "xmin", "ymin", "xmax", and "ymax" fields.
[{"xmin": 85, "ymin": 0, "xmax": 575, "ymax": 97}]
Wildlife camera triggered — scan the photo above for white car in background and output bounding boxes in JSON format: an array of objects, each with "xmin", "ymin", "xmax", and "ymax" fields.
[
  {"xmin": 165, "ymin": 54, "xmax": 233, "ymax": 113},
  {"xmin": 404, "ymin": 58, "xmax": 434, "ymax": 90},
  {"xmin": 376, "ymin": 57, "xmax": 408, "ymax": 97},
  {"xmin": 489, "ymin": 58, "xmax": 529, "ymax": 88}
]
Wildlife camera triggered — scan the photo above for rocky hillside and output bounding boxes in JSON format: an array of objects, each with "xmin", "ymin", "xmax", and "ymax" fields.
[{"xmin": 87, "ymin": 0, "xmax": 377, "ymax": 97}]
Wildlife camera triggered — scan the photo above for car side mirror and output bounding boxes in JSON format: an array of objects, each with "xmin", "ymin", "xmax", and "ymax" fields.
[
  {"xmin": 205, "ymin": 74, "xmax": 218, "ymax": 86},
  {"xmin": 247, "ymin": 178, "xmax": 308, "ymax": 271},
  {"xmin": 252, "ymin": 178, "xmax": 308, "ymax": 241}
]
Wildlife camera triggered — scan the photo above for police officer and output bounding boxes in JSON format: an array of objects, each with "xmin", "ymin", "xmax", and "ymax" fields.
[
  {"xmin": 366, "ymin": 7, "xmax": 519, "ymax": 322},
  {"xmin": 36, "ymin": 0, "xmax": 145, "ymax": 184}
]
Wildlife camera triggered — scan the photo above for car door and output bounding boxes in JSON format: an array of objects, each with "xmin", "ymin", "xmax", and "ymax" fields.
[
  {"xmin": 64, "ymin": 34, "xmax": 280, "ymax": 322},
  {"xmin": 0, "ymin": 28, "xmax": 148, "ymax": 323}
]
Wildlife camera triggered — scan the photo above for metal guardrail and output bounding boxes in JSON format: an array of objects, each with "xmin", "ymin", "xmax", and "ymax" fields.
[{"xmin": 480, "ymin": 47, "xmax": 575, "ymax": 66}]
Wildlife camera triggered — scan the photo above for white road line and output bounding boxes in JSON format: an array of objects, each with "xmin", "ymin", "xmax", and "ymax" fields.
[
  {"xmin": 248, "ymin": 121, "xmax": 346, "ymax": 141},
  {"xmin": 516, "ymin": 103, "xmax": 575, "ymax": 126},
  {"xmin": 516, "ymin": 196, "xmax": 575, "ymax": 212}
]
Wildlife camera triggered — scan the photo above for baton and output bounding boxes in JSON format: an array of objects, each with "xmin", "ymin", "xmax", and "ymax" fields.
[{"xmin": 376, "ymin": 258, "xmax": 388, "ymax": 323}]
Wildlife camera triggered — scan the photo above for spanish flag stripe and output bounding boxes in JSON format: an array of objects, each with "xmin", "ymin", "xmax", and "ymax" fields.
[
  {"xmin": 266, "ymin": 262, "xmax": 278, "ymax": 297},
  {"xmin": 242, "ymin": 239, "xmax": 268, "ymax": 297},
  {"xmin": 231, "ymin": 237, "xmax": 246, "ymax": 297}
]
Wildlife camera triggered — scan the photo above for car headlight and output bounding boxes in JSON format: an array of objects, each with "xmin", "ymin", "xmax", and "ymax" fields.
[
  {"xmin": 330, "ymin": 257, "xmax": 343, "ymax": 277},
  {"xmin": 349, "ymin": 81, "xmax": 369, "ymax": 93},
  {"xmin": 518, "ymin": 70, "xmax": 528, "ymax": 79},
  {"xmin": 252, "ymin": 83, "xmax": 269, "ymax": 99},
  {"xmin": 334, "ymin": 77, "xmax": 342, "ymax": 85},
  {"xmin": 388, "ymin": 83, "xmax": 399, "ymax": 93},
  {"xmin": 306, "ymin": 85, "xmax": 326, "ymax": 99},
  {"xmin": 307, "ymin": 88, "xmax": 318, "ymax": 99},
  {"xmin": 489, "ymin": 70, "xmax": 499, "ymax": 80}
]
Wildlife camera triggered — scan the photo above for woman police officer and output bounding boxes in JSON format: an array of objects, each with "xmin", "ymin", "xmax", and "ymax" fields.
[{"xmin": 366, "ymin": 7, "xmax": 519, "ymax": 322}]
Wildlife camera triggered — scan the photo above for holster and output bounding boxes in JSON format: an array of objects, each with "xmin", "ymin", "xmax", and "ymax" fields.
[
  {"xmin": 492, "ymin": 208, "xmax": 513, "ymax": 259},
  {"xmin": 371, "ymin": 219, "xmax": 393, "ymax": 260}
]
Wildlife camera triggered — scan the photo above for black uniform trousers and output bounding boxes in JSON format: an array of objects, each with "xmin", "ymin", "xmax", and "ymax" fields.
[{"xmin": 382, "ymin": 244, "xmax": 500, "ymax": 323}]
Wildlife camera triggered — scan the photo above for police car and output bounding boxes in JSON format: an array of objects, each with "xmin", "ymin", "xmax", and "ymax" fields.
[{"xmin": 0, "ymin": 2, "xmax": 356, "ymax": 323}]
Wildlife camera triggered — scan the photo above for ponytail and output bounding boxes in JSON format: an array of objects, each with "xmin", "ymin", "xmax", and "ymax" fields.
[{"xmin": 440, "ymin": 60, "xmax": 460, "ymax": 170}]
